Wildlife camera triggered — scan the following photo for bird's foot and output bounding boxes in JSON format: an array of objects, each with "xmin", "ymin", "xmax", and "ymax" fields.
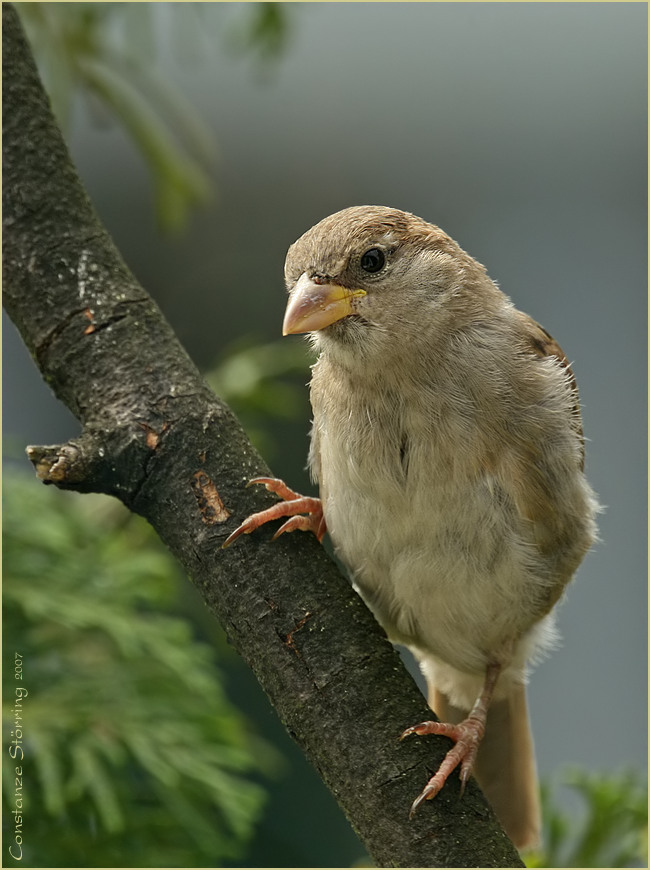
[
  {"xmin": 222, "ymin": 477, "xmax": 326, "ymax": 548},
  {"xmin": 400, "ymin": 715, "xmax": 486, "ymax": 817}
]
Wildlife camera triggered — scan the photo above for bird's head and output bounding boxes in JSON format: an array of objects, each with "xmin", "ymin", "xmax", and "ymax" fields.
[{"xmin": 282, "ymin": 206, "xmax": 494, "ymax": 364}]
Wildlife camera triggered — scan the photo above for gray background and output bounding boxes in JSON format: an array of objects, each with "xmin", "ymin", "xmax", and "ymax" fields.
[{"xmin": 5, "ymin": 3, "xmax": 647, "ymax": 865}]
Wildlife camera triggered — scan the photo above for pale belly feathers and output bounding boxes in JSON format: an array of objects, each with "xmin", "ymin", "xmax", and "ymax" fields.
[{"xmin": 313, "ymin": 399, "xmax": 568, "ymax": 704}]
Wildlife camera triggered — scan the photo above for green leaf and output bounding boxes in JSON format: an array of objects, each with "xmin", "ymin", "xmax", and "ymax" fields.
[
  {"xmin": 68, "ymin": 740, "xmax": 124, "ymax": 833},
  {"xmin": 528, "ymin": 767, "xmax": 648, "ymax": 868},
  {"xmin": 77, "ymin": 55, "xmax": 211, "ymax": 233}
]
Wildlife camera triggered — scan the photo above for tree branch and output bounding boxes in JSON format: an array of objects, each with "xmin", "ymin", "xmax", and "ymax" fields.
[{"xmin": 2, "ymin": 5, "xmax": 523, "ymax": 866}]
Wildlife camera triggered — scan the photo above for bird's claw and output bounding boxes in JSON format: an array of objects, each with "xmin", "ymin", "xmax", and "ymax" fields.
[
  {"xmin": 409, "ymin": 780, "xmax": 442, "ymax": 819},
  {"xmin": 401, "ymin": 716, "xmax": 484, "ymax": 817},
  {"xmin": 223, "ymin": 477, "xmax": 326, "ymax": 548}
]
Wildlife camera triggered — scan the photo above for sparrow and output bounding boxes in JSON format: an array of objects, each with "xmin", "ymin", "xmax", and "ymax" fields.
[{"xmin": 224, "ymin": 205, "xmax": 599, "ymax": 850}]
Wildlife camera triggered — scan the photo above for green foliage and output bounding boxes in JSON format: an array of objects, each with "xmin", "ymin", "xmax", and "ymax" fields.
[
  {"xmin": 3, "ymin": 472, "xmax": 275, "ymax": 867},
  {"xmin": 224, "ymin": 2, "xmax": 292, "ymax": 63},
  {"xmin": 16, "ymin": 2, "xmax": 213, "ymax": 234},
  {"xmin": 526, "ymin": 768, "xmax": 648, "ymax": 868},
  {"xmin": 205, "ymin": 336, "xmax": 314, "ymax": 458},
  {"xmin": 15, "ymin": 2, "xmax": 292, "ymax": 234}
]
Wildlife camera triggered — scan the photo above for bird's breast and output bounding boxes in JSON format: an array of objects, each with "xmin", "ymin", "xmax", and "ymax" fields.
[{"xmin": 311, "ymin": 381, "xmax": 590, "ymax": 679}]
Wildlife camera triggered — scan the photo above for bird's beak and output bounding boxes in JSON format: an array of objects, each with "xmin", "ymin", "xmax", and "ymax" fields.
[{"xmin": 282, "ymin": 273, "xmax": 366, "ymax": 335}]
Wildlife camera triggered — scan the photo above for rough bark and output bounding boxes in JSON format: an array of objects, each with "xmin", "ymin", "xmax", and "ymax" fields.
[{"xmin": 2, "ymin": 5, "xmax": 523, "ymax": 867}]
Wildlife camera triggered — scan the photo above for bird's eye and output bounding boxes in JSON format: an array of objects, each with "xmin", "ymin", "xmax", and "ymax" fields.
[{"xmin": 359, "ymin": 248, "xmax": 385, "ymax": 273}]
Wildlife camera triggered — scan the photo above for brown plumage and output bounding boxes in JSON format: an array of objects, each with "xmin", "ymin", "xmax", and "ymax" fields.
[{"xmin": 225, "ymin": 206, "xmax": 599, "ymax": 851}]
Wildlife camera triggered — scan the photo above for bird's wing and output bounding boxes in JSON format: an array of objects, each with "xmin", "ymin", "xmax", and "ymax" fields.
[{"xmin": 514, "ymin": 310, "xmax": 585, "ymax": 471}]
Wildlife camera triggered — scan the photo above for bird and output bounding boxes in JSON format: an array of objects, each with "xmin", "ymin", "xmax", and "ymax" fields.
[{"xmin": 223, "ymin": 205, "xmax": 599, "ymax": 851}]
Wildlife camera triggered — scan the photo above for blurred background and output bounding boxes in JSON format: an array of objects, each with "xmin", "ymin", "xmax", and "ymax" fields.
[{"xmin": 3, "ymin": 3, "xmax": 647, "ymax": 867}]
